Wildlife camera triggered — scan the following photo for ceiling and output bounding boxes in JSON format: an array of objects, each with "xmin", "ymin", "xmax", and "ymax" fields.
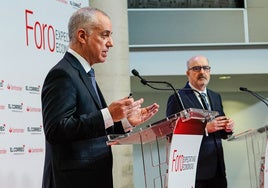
[{"xmin": 131, "ymin": 73, "xmax": 268, "ymax": 93}]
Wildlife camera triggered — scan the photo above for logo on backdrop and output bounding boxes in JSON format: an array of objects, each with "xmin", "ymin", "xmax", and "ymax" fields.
[
  {"xmin": 25, "ymin": 85, "xmax": 41, "ymax": 94},
  {"xmin": 170, "ymin": 149, "xmax": 197, "ymax": 172},
  {"xmin": 8, "ymin": 103, "xmax": 24, "ymax": 112},
  {"xmin": 28, "ymin": 147, "xmax": 44, "ymax": 154},
  {"xmin": 0, "ymin": 148, "xmax": 7, "ymax": 155},
  {"xmin": 27, "ymin": 125, "xmax": 43, "ymax": 134},
  {"xmin": 69, "ymin": 1, "xmax": 82, "ymax": 9},
  {"xmin": 56, "ymin": 0, "xmax": 82, "ymax": 9},
  {"xmin": 0, "ymin": 104, "xmax": 6, "ymax": 110},
  {"xmin": 0, "ymin": 80, "xmax": 4, "ymax": 90},
  {"xmin": 25, "ymin": 9, "xmax": 69, "ymax": 54},
  {"xmin": 1, "ymin": 81, "xmax": 41, "ymax": 94},
  {"xmin": 7, "ymin": 83, "xmax": 23, "ymax": 91},
  {"xmin": 10, "ymin": 145, "xmax": 26, "ymax": 155},
  {"xmin": 0, "ymin": 123, "xmax": 6, "ymax": 134},
  {"xmin": 9, "ymin": 126, "xmax": 25, "ymax": 134},
  {"xmin": 26, "ymin": 106, "xmax": 41, "ymax": 112},
  {"xmin": 56, "ymin": 0, "xmax": 68, "ymax": 4}
]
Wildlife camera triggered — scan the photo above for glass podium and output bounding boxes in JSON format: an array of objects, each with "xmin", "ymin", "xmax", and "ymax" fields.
[
  {"xmin": 107, "ymin": 108, "xmax": 218, "ymax": 188},
  {"xmin": 228, "ymin": 126, "xmax": 268, "ymax": 188}
]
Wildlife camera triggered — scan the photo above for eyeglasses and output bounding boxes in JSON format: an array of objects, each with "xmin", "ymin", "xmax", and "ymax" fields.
[{"xmin": 188, "ymin": 66, "xmax": 211, "ymax": 72}]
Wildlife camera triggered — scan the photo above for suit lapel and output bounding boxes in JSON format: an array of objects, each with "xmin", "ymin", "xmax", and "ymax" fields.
[
  {"xmin": 187, "ymin": 92, "xmax": 203, "ymax": 109},
  {"xmin": 64, "ymin": 52, "xmax": 103, "ymax": 109},
  {"xmin": 181, "ymin": 83, "xmax": 203, "ymax": 109}
]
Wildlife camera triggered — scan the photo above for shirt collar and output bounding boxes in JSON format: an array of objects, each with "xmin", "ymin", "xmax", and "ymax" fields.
[
  {"xmin": 188, "ymin": 82, "xmax": 207, "ymax": 96},
  {"xmin": 68, "ymin": 48, "xmax": 92, "ymax": 73}
]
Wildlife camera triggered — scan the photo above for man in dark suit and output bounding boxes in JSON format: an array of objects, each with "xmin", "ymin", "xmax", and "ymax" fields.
[
  {"xmin": 41, "ymin": 7, "xmax": 159, "ymax": 188},
  {"xmin": 166, "ymin": 55, "xmax": 234, "ymax": 188}
]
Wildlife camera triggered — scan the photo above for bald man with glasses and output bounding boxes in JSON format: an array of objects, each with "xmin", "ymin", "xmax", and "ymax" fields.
[{"xmin": 166, "ymin": 55, "xmax": 234, "ymax": 188}]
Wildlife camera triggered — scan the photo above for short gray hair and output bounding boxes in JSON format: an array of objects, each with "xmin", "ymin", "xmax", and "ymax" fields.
[{"xmin": 68, "ymin": 7, "xmax": 109, "ymax": 42}]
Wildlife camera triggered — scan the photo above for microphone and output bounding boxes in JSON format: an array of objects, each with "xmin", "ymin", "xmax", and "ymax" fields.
[
  {"xmin": 131, "ymin": 69, "xmax": 185, "ymax": 111},
  {"xmin": 257, "ymin": 125, "xmax": 268, "ymax": 133},
  {"xmin": 131, "ymin": 69, "xmax": 148, "ymax": 85},
  {"xmin": 239, "ymin": 87, "xmax": 268, "ymax": 107}
]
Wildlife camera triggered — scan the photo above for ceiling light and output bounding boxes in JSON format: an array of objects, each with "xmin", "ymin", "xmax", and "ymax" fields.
[{"xmin": 219, "ymin": 76, "xmax": 231, "ymax": 80}]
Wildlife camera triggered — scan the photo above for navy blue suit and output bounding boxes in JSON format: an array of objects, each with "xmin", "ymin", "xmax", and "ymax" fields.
[
  {"xmin": 41, "ymin": 52, "xmax": 125, "ymax": 188},
  {"xmin": 166, "ymin": 82, "xmax": 232, "ymax": 182}
]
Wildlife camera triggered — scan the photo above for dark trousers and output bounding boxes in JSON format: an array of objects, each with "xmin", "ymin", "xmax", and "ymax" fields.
[{"xmin": 195, "ymin": 175, "xmax": 227, "ymax": 188}]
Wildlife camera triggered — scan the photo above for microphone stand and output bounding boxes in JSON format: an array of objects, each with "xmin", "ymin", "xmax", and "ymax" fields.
[
  {"xmin": 131, "ymin": 69, "xmax": 185, "ymax": 111},
  {"xmin": 240, "ymin": 87, "xmax": 268, "ymax": 107},
  {"xmin": 240, "ymin": 87, "xmax": 268, "ymax": 134},
  {"xmin": 146, "ymin": 80, "xmax": 185, "ymax": 111}
]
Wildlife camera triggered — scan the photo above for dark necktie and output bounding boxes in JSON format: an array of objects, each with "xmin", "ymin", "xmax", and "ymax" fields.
[
  {"xmin": 87, "ymin": 68, "xmax": 102, "ymax": 106},
  {"xmin": 200, "ymin": 93, "xmax": 210, "ymax": 110}
]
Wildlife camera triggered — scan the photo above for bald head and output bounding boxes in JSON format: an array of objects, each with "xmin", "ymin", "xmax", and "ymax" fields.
[{"xmin": 187, "ymin": 55, "xmax": 209, "ymax": 69}]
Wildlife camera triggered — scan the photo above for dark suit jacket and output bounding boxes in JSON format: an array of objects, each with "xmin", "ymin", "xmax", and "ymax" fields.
[
  {"xmin": 41, "ymin": 52, "xmax": 125, "ymax": 188},
  {"xmin": 166, "ymin": 82, "xmax": 232, "ymax": 180}
]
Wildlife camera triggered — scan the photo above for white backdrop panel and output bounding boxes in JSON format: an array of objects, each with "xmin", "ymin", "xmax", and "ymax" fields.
[{"xmin": 0, "ymin": 1, "xmax": 88, "ymax": 187}]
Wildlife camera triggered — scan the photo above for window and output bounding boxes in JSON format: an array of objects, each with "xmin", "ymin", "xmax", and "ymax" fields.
[{"xmin": 128, "ymin": 0, "xmax": 244, "ymax": 8}]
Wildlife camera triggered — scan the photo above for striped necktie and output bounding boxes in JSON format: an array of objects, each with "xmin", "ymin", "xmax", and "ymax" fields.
[{"xmin": 199, "ymin": 93, "xmax": 210, "ymax": 110}]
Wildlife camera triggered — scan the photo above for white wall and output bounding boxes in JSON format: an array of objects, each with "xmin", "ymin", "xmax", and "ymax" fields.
[{"xmin": 129, "ymin": 47, "xmax": 268, "ymax": 76}]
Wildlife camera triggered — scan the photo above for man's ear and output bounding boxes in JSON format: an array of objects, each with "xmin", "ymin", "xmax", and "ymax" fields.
[
  {"xmin": 186, "ymin": 70, "xmax": 190, "ymax": 76},
  {"xmin": 77, "ymin": 29, "xmax": 87, "ymax": 43}
]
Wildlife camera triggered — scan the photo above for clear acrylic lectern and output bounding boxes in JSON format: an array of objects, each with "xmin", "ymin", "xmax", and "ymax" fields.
[
  {"xmin": 107, "ymin": 108, "xmax": 218, "ymax": 188},
  {"xmin": 228, "ymin": 125, "xmax": 268, "ymax": 188}
]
